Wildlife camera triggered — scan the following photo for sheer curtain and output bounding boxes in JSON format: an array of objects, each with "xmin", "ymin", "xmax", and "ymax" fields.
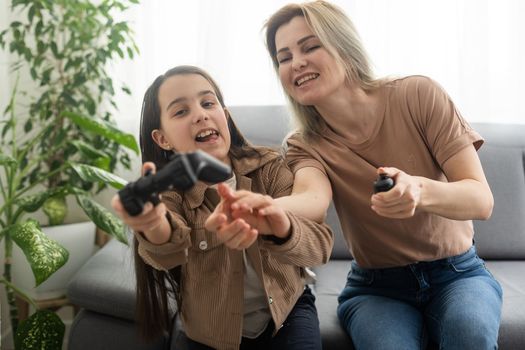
[{"xmin": 110, "ymin": 0, "xmax": 525, "ymax": 136}]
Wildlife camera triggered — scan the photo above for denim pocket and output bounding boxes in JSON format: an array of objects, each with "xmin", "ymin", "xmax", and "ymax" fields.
[
  {"xmin": 448, "ymin": 254, "xmax": 484, "ymax": 273},
  {"xmin": 347, "ymin": 263, "xmax": 374, "ymax": 286}
]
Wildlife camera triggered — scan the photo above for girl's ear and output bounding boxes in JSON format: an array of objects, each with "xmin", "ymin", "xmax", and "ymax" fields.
[
  {"xmin": 224, "ymin": 107, "xmax": 230, "ymax": 120},
  {"xmin": 151, "ymin": 129, "xmax": 172, "ymax": 150}
]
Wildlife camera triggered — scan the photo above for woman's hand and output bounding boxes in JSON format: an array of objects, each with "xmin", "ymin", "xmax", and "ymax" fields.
[
  {"xmin": 371, "ymin": 145, "xmax": 494, "ymax": 221},
  {"xmin": 370, "ymin": 167, "xmax": 422, "ymax": 219},
  {"xmin": 205, "ymin": 184, "xmax": 258, "ymax": 250},
  {"xmin": 205, "ymin": 183, "xmax": 292, "ymax": 249},
  {"xmin": 221, "ymin": 183, "xmax": 291, "ymax": 238},
  {"xmin": 111, "ymin": 162, "xmax": 171, "ymax": 244}
]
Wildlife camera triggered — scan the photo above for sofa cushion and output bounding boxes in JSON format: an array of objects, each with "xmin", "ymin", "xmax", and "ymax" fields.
[
  {"xmin": 68, "ymin": 309, "xmax": 167, "ymax": 350},
  {"xmin": 313, "ymin": 260, "xmax": 525, "ymax": 350},
  {"xmin": 474, "ymin": 144, "xmax": 525, "ymax": 259},
  {"xmin": 484, "ymin": 261, "xmax": 525, "ymax": 349},
  {"xmin": 312, "ymin": 261, "xmax": 354, "ymax": 350}
]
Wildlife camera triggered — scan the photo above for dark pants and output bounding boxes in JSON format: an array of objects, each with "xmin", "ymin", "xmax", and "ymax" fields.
[{"xmin": 184, "ymin": 286, "xmax": 322, "ymax": 350}]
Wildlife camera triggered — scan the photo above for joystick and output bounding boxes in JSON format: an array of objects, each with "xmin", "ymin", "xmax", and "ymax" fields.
[
  {"xmin": 118, "ymin": 150, "xmax": 231, "ymax": 216},
  {"xmin": 373, "ymin": 173, "xmax": 394, "ymax": 193}
]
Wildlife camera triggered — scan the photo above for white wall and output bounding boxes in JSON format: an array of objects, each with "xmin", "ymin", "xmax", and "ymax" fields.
[
  {"xmin": 1, "ymin": 0, "xmax": 524, "ymax": 347},
  {"xmin": 109, "ymin": 0, "xmax": 525, "ymax": 135}
]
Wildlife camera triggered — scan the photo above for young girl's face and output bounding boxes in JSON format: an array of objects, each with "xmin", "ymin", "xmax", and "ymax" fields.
[{"xmin": 153, "ymin": 74, "xmax": 231, "ymax": 165}]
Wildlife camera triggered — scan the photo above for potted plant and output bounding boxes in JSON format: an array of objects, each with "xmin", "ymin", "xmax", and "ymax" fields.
[{"xmin": 0, "ymin": 0, "xmax": 140, "ymax": 347}]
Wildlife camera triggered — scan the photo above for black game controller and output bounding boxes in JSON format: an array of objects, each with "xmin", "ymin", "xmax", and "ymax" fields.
[
  {"xmin": 118, "ymin": 150, "xmax": 231, "ymax": 216},
  {"xmin": 373, "ymin": 173, "xmax": 395, "ymax": 193}
]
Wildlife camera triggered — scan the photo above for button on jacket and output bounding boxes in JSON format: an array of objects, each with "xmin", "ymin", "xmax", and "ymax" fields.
[{"xmin": 135, "ymin": 147, "xmax": 334, "ymax": 350}]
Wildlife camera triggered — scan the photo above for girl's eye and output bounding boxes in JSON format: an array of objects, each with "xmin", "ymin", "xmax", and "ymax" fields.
[
  {"xmin": 202, "ymin": 101, "xmax": 215, "ymax": 108},
  {"xmin": 173, "ymin": 109, "xmax": 187, "ymax": 117}
]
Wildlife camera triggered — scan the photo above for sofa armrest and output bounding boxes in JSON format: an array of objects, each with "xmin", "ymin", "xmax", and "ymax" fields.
[{"xmin": 67, "ymin": 238, "xmax": 136, "ymax": 321}]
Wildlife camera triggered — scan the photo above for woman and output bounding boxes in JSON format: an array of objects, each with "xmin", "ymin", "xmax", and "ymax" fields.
[
  {"xmin": 257, "ymin": 1, "xmax": 503, "ymax": 349},
  {"xmin": 111, "ymin": 65, "xmax": 333, "ymax": 350}
]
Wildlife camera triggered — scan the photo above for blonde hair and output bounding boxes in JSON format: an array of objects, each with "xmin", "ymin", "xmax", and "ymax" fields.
[{"xmin": 264, "ymin": 1, "xmax": 382, "ymax": 140}]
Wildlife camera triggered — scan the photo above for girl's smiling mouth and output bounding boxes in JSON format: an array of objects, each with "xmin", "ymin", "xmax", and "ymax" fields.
[{"xmin": 195, "ymin": 128, "xmax": 219, "ymax": 142}]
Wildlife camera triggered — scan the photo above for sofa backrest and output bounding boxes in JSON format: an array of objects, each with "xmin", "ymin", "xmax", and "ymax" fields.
[
  {"xmin": 471, "ymin": 123, "xmax": 525, "ymax": 259},
  {"xmin": 229, "ymin": 105, "xmax": 291, "ymax": 147},
  {"xmin": 230, "ymin": 106, "xmax": 525, "ymax": 261}
]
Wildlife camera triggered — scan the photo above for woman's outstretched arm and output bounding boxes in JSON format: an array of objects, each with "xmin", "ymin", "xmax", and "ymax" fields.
[{"xmin": 275, "ymin": 167, "xmax": 332, "ymax": 223}]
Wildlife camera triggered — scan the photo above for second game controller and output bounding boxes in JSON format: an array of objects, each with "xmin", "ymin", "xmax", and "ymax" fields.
[{"xmin": 373, "ymin": 173, "xmax": 394, "ymax": 193}]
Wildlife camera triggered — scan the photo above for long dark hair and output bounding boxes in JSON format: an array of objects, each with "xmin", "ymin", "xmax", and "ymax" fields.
[{"xmin": 135, "ymin": 65, "xmax": 259, "ymax": 341}]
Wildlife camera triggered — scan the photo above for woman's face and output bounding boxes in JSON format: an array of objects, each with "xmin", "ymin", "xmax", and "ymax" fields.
[
  {"xmin": 153, "ymin": 74, "xmax": 231, "ymax": 165},
  {"xmin": 274, "ymin": 16, "xmax": 346, "ymax": 106}
]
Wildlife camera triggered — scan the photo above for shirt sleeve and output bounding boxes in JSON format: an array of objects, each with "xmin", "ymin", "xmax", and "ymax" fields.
[
  {"xmin": 258, "ymin": 157, "xmax": 334, "ymax": 267},
  {"xmin": 285, "ymin": 133, "xmax": 327, "ymax": 176},
  {"xmin": 134, "ymin": 191, "xmax": 192, "ymax": 271},
  {"xmin": 407, "ymin": 76, "xmax": 484, "ymax": 167},
  {"xmin": 260, "ymin": 211, "xmax": 333, "ymax": 267}
]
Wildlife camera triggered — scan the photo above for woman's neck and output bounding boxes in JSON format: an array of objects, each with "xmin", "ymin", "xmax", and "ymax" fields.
[{"xmin": 315, "ymin": 84, "xmax": 383, "ymax": 143}]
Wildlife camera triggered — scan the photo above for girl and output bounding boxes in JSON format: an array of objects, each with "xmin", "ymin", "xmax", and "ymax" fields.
[
  {"xmin": 111, "ymin": 65, "xmax": 333, "ymax": 350},
  {"xmin": 256, "ymin": 1, "xmax": 503, "ymax": 349}
]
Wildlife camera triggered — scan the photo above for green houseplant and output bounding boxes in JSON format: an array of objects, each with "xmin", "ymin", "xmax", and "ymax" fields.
[{"xmin": 0, "ymin": 0, "xmax": 140, "ymax": 348}]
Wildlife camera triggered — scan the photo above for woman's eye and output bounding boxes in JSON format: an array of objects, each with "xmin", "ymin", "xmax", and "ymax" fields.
[
  {"xmin": 306, "ymin": 45, "xmax": 320, "ymax": 52},
  {"xmin": 278, "ymin": 56, "xmax": 291, "ymax": 64}
]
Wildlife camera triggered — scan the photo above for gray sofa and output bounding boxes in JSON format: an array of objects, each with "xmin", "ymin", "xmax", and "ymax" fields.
[{"xmin": 67, "ymin": 106, "xmax": 525, "ymax": 350}]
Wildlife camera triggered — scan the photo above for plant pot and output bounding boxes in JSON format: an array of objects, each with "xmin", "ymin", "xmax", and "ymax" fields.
[{"xmin": 11, "ymin": 221, "xmax": 97, "ymax": 300}]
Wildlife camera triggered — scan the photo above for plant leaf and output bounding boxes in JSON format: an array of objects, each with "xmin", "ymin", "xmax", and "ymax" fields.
[
  {"xmin": 15, "ymin": 310, "xmax": 65, "ymax": 350},
  {"xmin": 9, "ymin": 219, "xmax": 69, "ymax": 286},
  {"xmin": 16, "ymin": 186, "xmax": 74, "ymax": 213},
  {"xmin": 93, "ymin": 157, "xmax": 111, "ymax": 171},
  {"xmin": 0, "ymin": 154, "xmax": 17, "ymax": 166},
  {"xmin": 62, "ymin": 111, "xmax": 139, "ymax": 154},
  {"xmin": 70, "ymin": 163, "xmax": 128, "ymax": 190},
  {"xmin": 75, "ymin": 195, "xmax": 128, "ymax": 245},
  {"xmin": 42, "ymin": 196, "xmax": 67, "ymax": 226},
  {"xmin": 69, "ymin": 139, "xmax": 109, "ymax": 161}
]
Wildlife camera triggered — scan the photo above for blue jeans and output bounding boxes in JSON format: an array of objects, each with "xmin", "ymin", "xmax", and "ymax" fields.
[
  {"xmin": 337, "ymin": 246, "xmax": 503, "ymax": 350},
  {"xmin": 184, "ymin": 286, "xmax": 321, "ymax": 350}
]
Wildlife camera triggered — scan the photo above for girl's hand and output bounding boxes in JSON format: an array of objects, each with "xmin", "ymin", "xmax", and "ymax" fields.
[
  {"xmin": 205, "ymin": 184, "xmax": 258, "ymax": 250},
  {"xmin": 224, "ymin": 184, "xmax": 291, "ymax": 239},
  {"xmin": 213, "ymin": 217, "xmax": 259, "ymax": 250},
  {"xmin": 205, "ymin": 183, "xmax": 291, "ymax": 248},
  {"xmin": 370, "ymin": 167, "xmax": 422, "ymax": 219},
  {"xmin": 112, "ymin": 196, "xmax": 167, "ymax": 233},
  {"xmin": 111, "ymin": 162, "xmax": 170, "ymax": 244},
  {"xmin": 205, "ymin": 182, "xmax": 237, "ymax": 234}
]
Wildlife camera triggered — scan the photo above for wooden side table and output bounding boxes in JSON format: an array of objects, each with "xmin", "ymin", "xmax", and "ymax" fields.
[
  {"xmin": 15, "ymin": 295, "xmax": 80, "ymax": 321},
  {"xmin": 95, "ymin": 227, "xmax": 111, "ymax": 247}
]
